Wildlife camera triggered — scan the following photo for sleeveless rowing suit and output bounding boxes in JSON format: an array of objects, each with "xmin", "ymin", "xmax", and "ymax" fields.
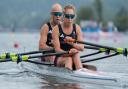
[
  {"xmin": 46, "ymin": 22, "xmax": 53, "ymax": 47},
  {"xmin": 41, "ymin": 22, "xmax": 54, "ymax": 61},
  {"xmin": 54, "ymin": 24, "xmax": 77, "ymax": 65},
  {"xmin": 58, "ymin": 24, "xmax": 77, "ymax": 51}
]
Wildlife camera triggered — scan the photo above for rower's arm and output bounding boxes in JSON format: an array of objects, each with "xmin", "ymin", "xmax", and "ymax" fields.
[
  {"xmin": 39, "ymin": 24, "xmax": 53, "ymax": 50},
  {"xmin": 72, "ymin": 25, "xmax": 84, "ymax": 51},
  {"xmin": 52, "ymin": 26, "xmax": 64, "ymax": 52}
]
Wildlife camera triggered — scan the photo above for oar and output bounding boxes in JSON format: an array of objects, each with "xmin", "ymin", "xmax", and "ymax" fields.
[
  {"xmin": 19, "ymin": 48, "xmax": 54, "ymax": 55},
  {"xmin": 84, "ymin": 46, "xmax": 100, "ymax": 50},
  {"xmin": 65, "ymin": 39, "xmax": 128, "ymax": 57},
  {"xmin": 0, "ymin": 50, "xmax": 98, "ymax": 70},
  {"xmin": 81, "ymin": 52, "xmax": 119, "ymax": 63},
  {"xmin": 0, "ymin": 51, "xmax": 69, "ymax": 63},
  {"xmin": 80, "ymin": 51, "xmax": 103, "ymax": 58},
  {"xmin": 0, "ymin": 48, "xmax": 54, "ymax": 60}
]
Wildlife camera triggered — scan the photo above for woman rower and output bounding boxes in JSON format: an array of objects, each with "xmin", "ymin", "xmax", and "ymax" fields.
[
  {"xmin": 39, "ymin": 3, "xmax": 63, "ymax": 62},
  {"xmin": 52, "ymin": 5, "xmax": 84, "ymax": 70}
]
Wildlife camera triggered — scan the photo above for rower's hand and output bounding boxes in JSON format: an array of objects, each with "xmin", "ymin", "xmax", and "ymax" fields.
[
  {"xmin": 64, "ymin": 37, "xmax": 74, "ymax": 45},
  {"xmin": 69, "ymin": 48, "xmax": 79, "ymax": 54},
  {"xmin": 62, "ymin": 49, "xmax": 78, "ymax": 57}
]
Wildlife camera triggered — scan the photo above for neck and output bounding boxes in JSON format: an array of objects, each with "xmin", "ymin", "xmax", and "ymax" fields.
[
  {"xmin": 63, "ymin": 22, "xmax": 72, "ymax": 28},
  {"xmin": 50, "ymin": 20, "xmax": 57, "ymax": 27}
]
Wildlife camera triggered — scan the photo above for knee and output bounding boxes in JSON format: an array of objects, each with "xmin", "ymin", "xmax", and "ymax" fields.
[
  {"xmin": 73, "ymin": 53, "xmax": 80, "ymax": 58},
  {"xmin": 67, "ymin": 57, "xmax": 72, "ymax": 63}
]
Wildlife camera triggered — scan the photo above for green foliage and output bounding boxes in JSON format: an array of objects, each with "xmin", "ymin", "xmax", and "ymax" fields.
[
  {"xmin": 0, "ymin": 0, "xmax": 49, "ymax": 29},
  {"xmin": 0, "ymin": 0, "xmax": 128, "ymax": 31},
  {"xmin": 114, "ymin": 7, "xmax": 128, "ymax": 31},
  {"xmin": 76, "ymin": 6, "xmax": 94, "ymax": 24},
  {"xmin": 93, "ymin": 0, "xmax": 103, "ymax": 21}
]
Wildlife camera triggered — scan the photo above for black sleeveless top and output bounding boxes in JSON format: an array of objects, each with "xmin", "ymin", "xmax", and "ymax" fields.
[
  {"xmin": 46, "ymin": 22, "xmax": 53, "ymax": 47},
  {"xmin": 58, "ymin": 24, "xmax": 77, "ymax": 51}
]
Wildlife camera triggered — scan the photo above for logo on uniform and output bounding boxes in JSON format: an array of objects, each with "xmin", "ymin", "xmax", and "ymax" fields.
[
  {"xmin": 48, "ymin": 30, "xmax": 52, "ymax": 33},
  {"xmin": 60, "ymin": 34, "xmax": 64, "ymax": 38}
]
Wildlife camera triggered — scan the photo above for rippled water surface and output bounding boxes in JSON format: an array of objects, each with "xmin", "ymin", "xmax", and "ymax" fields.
[{"xmin": 0, "ymin": 32, "xmax": 128, "ymax": 89}]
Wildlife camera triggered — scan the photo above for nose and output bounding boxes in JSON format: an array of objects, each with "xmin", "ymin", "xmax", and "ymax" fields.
[
  {"xmin": 56, "ymin": 15, "xmax": 61, "ymax": 18},
  {"xmin": 56, "ymin": 16, "xmax": 59, "ymax": 18},
  {"xmin": 68, "ymin": 17, "xmax": 72, "ymax": 20}
]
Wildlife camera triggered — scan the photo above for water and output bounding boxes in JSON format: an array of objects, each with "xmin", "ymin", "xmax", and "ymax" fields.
[{"xmin": 0, "ymin": 32, "xmax": 128, "ymax": 89}]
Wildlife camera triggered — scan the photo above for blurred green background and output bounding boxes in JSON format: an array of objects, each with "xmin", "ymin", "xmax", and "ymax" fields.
[{"xmin": 0, "ymin": 0, "xmax": 128, "ymax": 32}]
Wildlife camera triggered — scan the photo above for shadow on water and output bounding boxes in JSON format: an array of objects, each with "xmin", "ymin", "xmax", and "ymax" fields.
[
  {"xmin": 37, "ymin": 74, "xmax": 127, "ymax": 89},
  {"xmin": 41, "ymin": 83, "xmax": 81, "ymax": 89}
]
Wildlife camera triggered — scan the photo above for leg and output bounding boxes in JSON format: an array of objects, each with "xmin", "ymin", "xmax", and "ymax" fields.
[
  {"xmin": 57, "ymin": 57, "xmax": 72, "ymax": 70},
  {"xmin": 72, "ymin": 53, "xmax": 83, "ymax": 70},
  {"xmin": 44, "ymin": 56, "xmax": 55, "ymax": 62},
  {"xmin": 65, "ymin": 57, "xmax": 72, "ymax": 70}
]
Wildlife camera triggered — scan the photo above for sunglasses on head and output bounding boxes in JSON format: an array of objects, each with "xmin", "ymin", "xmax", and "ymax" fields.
[
  {"xmin": 52, "ymin": 12, "xmax": 62, "ymax": 17},
  {"xmin": 64, "ymin": 14, "xmax": 75, "ymax": 19}
]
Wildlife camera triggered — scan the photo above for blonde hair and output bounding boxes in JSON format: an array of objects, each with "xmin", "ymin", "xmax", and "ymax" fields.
[
  {"xmin": 63, "ymin": 5, "xmax": 76, "ymax": 14},
  {"xmin": 51, "ymin": 3, "xmax": 62, "ymax": 12}
]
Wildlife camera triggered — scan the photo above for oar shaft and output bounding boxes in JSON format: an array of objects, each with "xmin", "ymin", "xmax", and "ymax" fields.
[
  {"xmin": 0, "ymin": 49, "xmax": 54, "ymax": 60},
  {"xmin": 26, "ymin": 60, "xmax": 54, "ymax": 65},
  {"xmin": 0, "ymin": 51, "xmax": 69, "ymax": 63},
  {"xmin": 80, "ymin": 51, "xmax": 102, "ymax": 58},
  {"xmin": 18, "ymin": 49, "xmax": 54, "ymax": 55},
  {"xmin": 78, "ymin": 41, "xmax": 117, "ymax": 50},
  {"xmin": 84, "ymin": 46, "xmax": 100, "ymax": 50},
  {"xmin": 0, "ymin": 59, "xmax": 11, "ymax": 62},
  {"xmin": 28, "ymin": 51, "xmax": 69, "ymax": 59},
  {"xmin": 81, "ymin": 52, "xmax": 119, "ymax": 63}
]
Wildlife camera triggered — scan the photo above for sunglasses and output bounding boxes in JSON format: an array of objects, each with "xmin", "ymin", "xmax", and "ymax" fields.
[
  {"xmin": 52, "ymin": 12, "xmax": 62, "ymax": 17},
  {"xmin": 64, "ymin": 14, "xmax": 75, "ymax": 19}
]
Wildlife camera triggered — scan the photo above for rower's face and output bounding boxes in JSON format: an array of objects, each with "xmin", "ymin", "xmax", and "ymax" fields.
[
  {"xmin": 51, "ymin": 8, "xmax": 62, "ymax": 24},
  {"xmin": 64, "ymin": 9, "xmax": 75, "ymax": 23}
]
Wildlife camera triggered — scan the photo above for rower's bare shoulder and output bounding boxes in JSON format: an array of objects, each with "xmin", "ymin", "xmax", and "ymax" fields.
[
  {"xmin": 75, "ymin": 24, "xmax": 82, "ymax": 33},
  {"xmin": 40, "ymin": 24, "xmax": 49, "ymax": 34}
]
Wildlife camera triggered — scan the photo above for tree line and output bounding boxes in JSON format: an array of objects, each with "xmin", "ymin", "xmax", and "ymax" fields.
[
  {"xmin": 0, "ymin": 0, "xmax": 128, "ymax": 32},
  {"xmin": 77, "ymin": 0, "xmax": 128, "ymax": 32}
]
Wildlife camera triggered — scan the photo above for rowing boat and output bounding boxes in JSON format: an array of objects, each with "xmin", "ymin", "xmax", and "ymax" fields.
[
  {"xmin": 1, "ymin": 40, "xmax": 128, "ymax": 87},
  {"xmin": 19, "ymin": 59, "xmax": 126, "ymax": 87}
]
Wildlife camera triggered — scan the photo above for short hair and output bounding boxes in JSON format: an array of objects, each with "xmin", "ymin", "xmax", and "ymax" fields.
[
  {"xmin": 51, "ymin": 3, "xmax": 62, "ymax": 12},
  {"xmin": 63, "ymin": 5, "xmax": 76, "ymax": 14}
]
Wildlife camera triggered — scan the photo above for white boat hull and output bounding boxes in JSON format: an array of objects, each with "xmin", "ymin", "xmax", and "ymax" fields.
[{"xmin": 19, "ymin": 61, "xmax": 126, "ymax": 87}]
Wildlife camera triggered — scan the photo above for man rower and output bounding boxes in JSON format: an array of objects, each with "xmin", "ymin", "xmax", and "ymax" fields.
[
  {"xmin": 52, "ymin": 5, "xmax": 84, "ymax": 70},
  {"xmin": 39, "ymin": 3, "xmax": 63, "ymax": 62}
]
